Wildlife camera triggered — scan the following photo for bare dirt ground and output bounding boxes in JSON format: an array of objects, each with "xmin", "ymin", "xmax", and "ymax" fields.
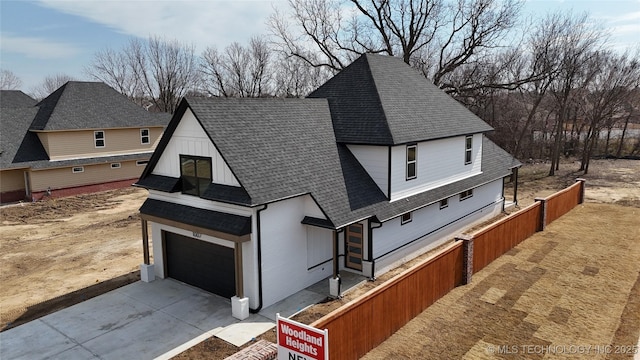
[{"xmin": 1, "ymin": 159, "xmax": 639, "ymax": 358}]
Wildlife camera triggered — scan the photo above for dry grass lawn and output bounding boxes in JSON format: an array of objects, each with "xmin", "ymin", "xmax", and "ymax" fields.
[{"xmin": 362, "ymin": 203, "xmax": 640, "ymax": 359}]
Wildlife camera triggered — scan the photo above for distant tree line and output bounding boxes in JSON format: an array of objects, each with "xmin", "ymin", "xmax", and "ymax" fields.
[{"xmin": 2, "ymin": 0, "xmax": 639, "ymax": 174}]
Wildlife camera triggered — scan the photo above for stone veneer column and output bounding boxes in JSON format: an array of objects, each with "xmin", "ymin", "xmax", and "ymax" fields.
[{"xmin": 456, "ymin": 234, "xmax": 474, "ymax": 285}]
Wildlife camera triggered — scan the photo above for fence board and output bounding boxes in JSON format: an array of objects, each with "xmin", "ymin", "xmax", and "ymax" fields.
[
  {"xmin": 546, "ymin": 181, "xmax": 583, "ymax": 224},
  {"xmin": 472, "ymin": 202, "xmax": 542, "ymax": 273},
  {"xmin": 311, "ymin": 241, "xmax": 464, "ymax": 360}
]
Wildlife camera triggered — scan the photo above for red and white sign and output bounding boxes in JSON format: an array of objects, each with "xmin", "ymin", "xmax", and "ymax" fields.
[{"xmin": 277, "ymin": 314, "xmax": 329, "ymax": 360}]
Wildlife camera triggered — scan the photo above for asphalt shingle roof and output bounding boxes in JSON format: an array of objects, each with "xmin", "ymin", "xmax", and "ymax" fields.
[
  {"xmin": 30, "ymin": 81, "xmax": 170, "ymax": 131},
  {"xmin": 308, "ymin": 54, "xmax": 494, "ymax": 145},
  {"xmin": 0, "ymin": 107, "xmax": 47, "ymax": 169},
  {"xmin": 0, "ymin": 90, "xmax": 37, "ymax": 108}
]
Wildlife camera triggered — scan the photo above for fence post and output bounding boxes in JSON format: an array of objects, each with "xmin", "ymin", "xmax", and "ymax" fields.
[
  {"xmin": 456, "ymin": 234, "xmax": 474, "ymax": 285},
  {"xmin": 575, "ymin": 178, "xmax": 586, "ymax": 204},
  {"xmin": 534, "ymin": 197, "xmax": 547, "ymax": 231}
]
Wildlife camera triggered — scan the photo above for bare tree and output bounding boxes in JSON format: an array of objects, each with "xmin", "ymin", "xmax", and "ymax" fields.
[
  {"xmin": 31, "ymin": 73, "xmax": 76, "ymax": 100},
  {"xmin": 200, "ymin": 36, "xmax": 273, "ymax": 97},
  {"xmin": 84, "ymin": 47, "xmax": 143, "ymax": 104},
  {"xmin": 579, "ymin": 51, "xmax": 640, "ymax": 173},
  {"xmin": 1, "ymin": 69, "xmax": 22, "ymax": 90},
  {"xmin": 269, "ymin": 0, "xmax": 526, "ymax": 94}
]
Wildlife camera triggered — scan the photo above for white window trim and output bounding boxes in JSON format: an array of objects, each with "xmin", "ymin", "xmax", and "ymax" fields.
[
  {"xmin": 406, "ymin": 144, "xmax": 417, "ymax": 180},
  {"xmin": 465, "ymin": 135, "xmax": 473, "ymax": 165},
  {"xmin": 94, "ymin": 130, "xmax": 105, "ymax": 148},
  {"xmin": 111, "ymin": 162, "xmax": 121, "ymax": 169},
  {"xmin": 72, "ymin": 166, "xmax": 84, "ymax": 173},
  {"xmin": 400, "ymin": 212, "xmax": 412, "ymax": 225},
  {"xmin": 439, "ymin": 198, "xmax": 449, "ymax": 209},
  {"xmin": 460, "ymin": 189, "xmax": 473, "ymax": 201},
  {"xmin": 140, "ymin": 128, "xmax": 150, "ymax": 145}
]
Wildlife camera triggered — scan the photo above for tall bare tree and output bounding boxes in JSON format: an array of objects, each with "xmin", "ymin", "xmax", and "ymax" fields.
[
  {"xmin": 31, "ymin": 73, "xmax": 76, "ymax": 100},
  {"xmin": 1, "ymin": 70, "xmax": 22, "ymax": 90},
  {"xmin": 84, "ymin": 47, "xmax": 143, "ymax": 104}
]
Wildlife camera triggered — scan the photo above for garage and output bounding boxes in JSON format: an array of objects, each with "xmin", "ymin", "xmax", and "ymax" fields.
[{"xmin": 163, "ymin": 231, "xmax": 236, "ymax": 298}]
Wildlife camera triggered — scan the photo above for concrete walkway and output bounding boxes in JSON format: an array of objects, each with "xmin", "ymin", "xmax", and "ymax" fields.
[{"xmin": 0, "ymin": 273, "xmax": 367, "ymax": 360}]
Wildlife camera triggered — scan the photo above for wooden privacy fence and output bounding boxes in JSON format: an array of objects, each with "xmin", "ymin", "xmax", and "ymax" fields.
[{"xmin": 309, "ymin": 179, "xmax": 585, "ymax": 360}]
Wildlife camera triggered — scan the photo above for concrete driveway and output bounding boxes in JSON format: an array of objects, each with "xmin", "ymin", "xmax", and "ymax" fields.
[{"xmin": 0, "ymin": 279, "xmax": 273, "ymax": 360}]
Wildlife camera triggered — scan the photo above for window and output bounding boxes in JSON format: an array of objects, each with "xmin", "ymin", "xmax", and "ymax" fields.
[
  {"xmin": 72, "ymin": 166, "xmax": 84, "ymax": 173},
  {"xmin": 94, "ymin": 131, "xmax": 105, "ymax": 148},
  {"xmin": 465, "ymin": 135, "xmax": 473, "ymax": 165},
  {"xmin": 141, "ymin": 129, "xmax": 150, "ymax": 144},
  {"xmin": 136, "ymin": 160, "xmax": 149, "ymax": 166},
  {"xmin": 406, "ymin": 144, "xmax": 417, "ymax": 180},
  {"xmin": 111, "ymin": 163, "xmax": 121, "ymax": 169},
  {"xmin": 460, "ymin": 189, "xmax": 473, "ymax": 201},
  {"xmin": 401, "ymin": 212, "xmax": 412, "ymax": 225},
  {"xmin": 180, "ymin": 155, "xmax": 212, "ymax": 196},
  {"xmin": 439, "ymin": 198, "xmax": 449, "ymax": 209}
]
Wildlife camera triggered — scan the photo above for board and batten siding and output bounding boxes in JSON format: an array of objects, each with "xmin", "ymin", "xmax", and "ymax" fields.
[
  {"xmin": 29, "ymin": 160, "xmax": 142, "ymax": 192},
  {"xmin": 37, "ymin": 127, "xmax": 163, "ymax": 161},
  {"xmin": 0, "ymin": 169, "xmax": 25, "ymax": 192},
  {"xmin": 390, "ymin": 134, "xmax": 482, "ymax": 201},
  {"xmin": 346, "ymin": 145, "xmax": 389, "ymax": 196},
  {"xmin": 153, "ymin": 108, "xmax": 240, "ymax": 187},
  {"xmin": 259, "ymin": 195, "xmax": 333, "ymax": 308},
  {"xmin": 373, "ymin": 178, "xmax": 503, "ymax": 274}
]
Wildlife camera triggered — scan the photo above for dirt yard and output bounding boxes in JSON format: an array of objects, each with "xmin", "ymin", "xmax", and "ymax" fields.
[{"xmin": 1, "ymin": 159, "xmax": 639, "ymax": 358}]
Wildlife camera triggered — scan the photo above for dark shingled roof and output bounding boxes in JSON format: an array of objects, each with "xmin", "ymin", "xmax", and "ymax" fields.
[
  {"xmin": 0, "ymin": 90, "xmax": 37, "ymax": 108},
  {"xmin": 0, "ymin": 107, "xmax": 48, "ymax": 169},
  {"xmin": 31, "ymin": 81, "xmax": 170, "ymax": 131},
  {"xmin": 139, "ymin": 54, "xmax": 519, "ymax": 228},
  {"xmin": 308, "ymin": 54, "xmax": 494, "ymax": 145},
  {"xmin": 140, "ymin": 198, "xmax": 251, "ymax": 236},
  {"xmin": 134, "ymin": 174, "xmax": 181, "ymax": 193}
]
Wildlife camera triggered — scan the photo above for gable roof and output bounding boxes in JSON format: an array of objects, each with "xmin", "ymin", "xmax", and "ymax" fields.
[
  {"xmin": 0, "ymin": 90, "xmax": 37, "ymax": 108},
  {"xmin": 0, "ymin": 107, "xmax": 47, "ymax": 169},
  {"xmin": 308, "ymin": 54, "xmax": 493, "ymax": 145},
  {"xmin": 30, "ymin": 81, "xmax": 170, "ymax": 131}
]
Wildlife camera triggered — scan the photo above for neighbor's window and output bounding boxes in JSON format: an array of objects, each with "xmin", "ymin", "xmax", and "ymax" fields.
[
  {"xmin": 72, "ymin": 166, "xmax": 84, "ymax": 173},
  {"xmin": 401, "ymin": 212, "xmax": 412, "ymax": 225},
  {"xmin": 406, "ymin": 144, "xmax": 417, "ymax": 180},
  {"xmin": 180, "ymin": 155, "xmax": 212, "ymax": 197},
  {"xmin": 460, "ymin": 189, "xmax": 473, "ymax": 201},
  {"xmin": 94, "ymin": 130, "xmax": 105, "ymax": 148},
  {"xmin": 111, "ymin": 162, "xmax": 121, "ymax": 169},
  {"xmin": 439, "ymin": 198, "xmax": 449, "ymax": 209},
  {"xmin": 465, "ymin": 135, "xmax": 473, "ymax": 165},
  {"xmin": 136, "ymin": 160, "xmax": 149, "ymax": 166},
  {"xmin": 141, "ymin": 129, "xmax": 150, "ymax": 144}
]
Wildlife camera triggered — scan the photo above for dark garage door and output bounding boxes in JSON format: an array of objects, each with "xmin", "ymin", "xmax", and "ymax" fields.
[{"xmin": 164, "ymin": 231, "xmax": 235, "ymax": 298}]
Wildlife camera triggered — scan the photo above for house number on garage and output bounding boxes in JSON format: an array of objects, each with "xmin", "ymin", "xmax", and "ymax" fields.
[{"xmin": 192, "ymin": 232, "xmax": 202, "ymax": 238}]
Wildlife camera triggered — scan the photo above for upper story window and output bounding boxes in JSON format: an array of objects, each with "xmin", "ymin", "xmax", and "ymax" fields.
[
  {"xmin": 465, "ymin": 135, "xmax": 473, "ymax": 165},
  {"xmin": 406, "ymin": 144, "xmax": 417, "ymax": 180},
  {"xmin": 141, "ymin": 129, "xmax": 150, "ymax": 144},
  {"xmin": 180, "ymin": 155, "xmax": 212, "ymax": 197},
  {"xmin": 94, "ymin": 131, "xmax": 105, "ymax": 148}
]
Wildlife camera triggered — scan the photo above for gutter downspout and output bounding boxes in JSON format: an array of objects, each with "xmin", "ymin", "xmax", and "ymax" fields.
[
  {"xmin": 249, "ymin": 204, "xmax": 268, "ymax": 314},
  {"xmin": 368, "ymin": 219, "xmax": 382, "ymax": 280}
]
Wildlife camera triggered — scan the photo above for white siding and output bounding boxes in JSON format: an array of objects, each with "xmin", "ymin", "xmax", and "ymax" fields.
[
  {"xmin": 374, "ymin": 179, "xmax": 503, "ymax": 274},
  {"xmin": 390, "ymin": 134, "xmax": 483, "ymax": 200},
  {"xmin": 346, "ymin": 145, "xmax": 389, "ymax": 196},
  {"xmin": 307, "ymin": 227, "xmax": 333, "ymax": 269},
  {"xmin": 153, "ymin": 108, "xmax": 240, "ymax": 186},
  {"xmin": 260, "ymin": 196, "xmax": 333, "ymax": 308}
]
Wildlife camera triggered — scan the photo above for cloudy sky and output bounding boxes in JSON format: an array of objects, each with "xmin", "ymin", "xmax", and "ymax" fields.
[{"xmin": 1, "ymin": 0, "xmax": 639, "ymax": 93}]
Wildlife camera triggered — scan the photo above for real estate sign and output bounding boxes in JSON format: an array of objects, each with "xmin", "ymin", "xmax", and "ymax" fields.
[{"xmin": 277, "ymin": 314, "xmax": 329, "ymax": 360}]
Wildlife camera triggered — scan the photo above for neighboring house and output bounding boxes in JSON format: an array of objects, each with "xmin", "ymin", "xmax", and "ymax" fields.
[
  {"xmin": 0, "ymin": 83, "xmax": 170, "ymax": 203},
  {"xmin": 135, "ymin": 54, "xmax": 521, "ymax": 319}
]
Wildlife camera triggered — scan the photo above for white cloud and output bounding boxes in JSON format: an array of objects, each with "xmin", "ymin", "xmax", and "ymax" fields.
[
  {"xmin": 36, "ymin": 0, "xmax": 284, "ymax": 52},
  {"xmin": 0, "ymin": 33, "xmax": 81, "ymax": 59}
]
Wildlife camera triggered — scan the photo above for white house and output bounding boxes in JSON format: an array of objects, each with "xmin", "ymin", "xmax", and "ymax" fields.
[{"xmin": 134, "ymin": 54, "xmax": 520, "ymax": 319}]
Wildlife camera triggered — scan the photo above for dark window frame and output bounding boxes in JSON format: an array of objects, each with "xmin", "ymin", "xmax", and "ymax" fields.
[
  {"xmin": 94, "ymin": 130, "xmax": 105, "ymax": 148},
  {"xmin": 439, "ymin": 198, "xmax": 449, "ymax": 209},
  {"xmin": 179, "ymin": 154, "xmax": 212, "ymax": 197},
  {"xmin": 141, "ymin": 128, "xmax": 150, "ymax": 144},
  {"xmin": 400, "ymin": 212, "xmax": 412, "ymax": 225},
  {"xmin": 460, "ymin": 189, "xmax": 473, "ymax": 201},
  {"xmin": 406, "ymin": 144, "xmax": 417, "ymax": 180}
]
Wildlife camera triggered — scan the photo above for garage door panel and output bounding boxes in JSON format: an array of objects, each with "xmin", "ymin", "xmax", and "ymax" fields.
[{"xmin": 164, "ymin": 232, "xmax": 235, "ymax": 298}]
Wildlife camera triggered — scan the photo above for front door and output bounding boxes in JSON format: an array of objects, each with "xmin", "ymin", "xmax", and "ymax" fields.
[{"xmin": 345, "ymin": 223, "xmax": 363, "ymax": 270}]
